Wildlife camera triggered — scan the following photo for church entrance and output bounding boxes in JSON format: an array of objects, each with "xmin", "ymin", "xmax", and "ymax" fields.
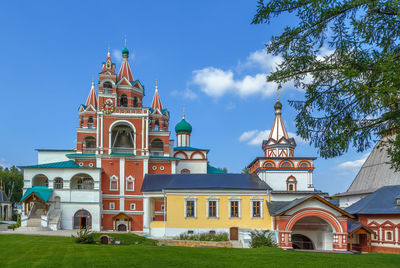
[
  {"xmin": 291, "ymin": 216, "xmax": 333, "ymax": 250},
  {"xmin": 292, "ymin": 234, "xmax": 314, "ymax": 250},
  {"xmin": 118, "ymin": 224, "xmax": 127, "ymax": 231},
  {"xmin": 74, "ymin": 209, "xmax": 92, "ymax": 229}
]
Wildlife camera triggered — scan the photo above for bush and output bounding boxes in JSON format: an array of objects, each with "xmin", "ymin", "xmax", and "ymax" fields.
[
  {"xmin": 249, "ymin": 230, "xmax": 277, "ymax": 248},
  {"xmin": 176, "ymin": 231, "xmax": 228, "ymax": 242},
  {"xmin": 72, "ymin": 227, "xmax": 96, "ymax": 244}
]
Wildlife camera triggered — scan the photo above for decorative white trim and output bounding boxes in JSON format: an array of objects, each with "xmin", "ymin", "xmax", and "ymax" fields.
[
  {"xmin": 229, "ymin": 198, "xmax": 241, "ymax": 219},
  {"xmin": 110, "ymin": 175, "xmax": 119, "ymax": 191},
  {"xmin": 130, "ymin": 203, "xmax": 136, "ymax": 210},
  {"xmin": 206, "ymin": 198, "xmax": 219, "ymax": 219},
  {"xmin": 126, "ymin": 176, "xmax": 135, "ymax": 191},
  {"xmin": 184, "ymin": 197, "xmax": 197, "ymax": 219},
  {"xmin": 250, "ymin": 199, "xmax": 263, "ymax": 219},
  {"xmin": 109, "ymin": 202, "xmax": 115, "ymax": 210}
]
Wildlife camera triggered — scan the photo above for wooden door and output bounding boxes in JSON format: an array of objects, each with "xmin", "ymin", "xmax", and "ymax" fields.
[{"xmin": 230, "ymin": 227, "xmax": 238, "ymax": 240}]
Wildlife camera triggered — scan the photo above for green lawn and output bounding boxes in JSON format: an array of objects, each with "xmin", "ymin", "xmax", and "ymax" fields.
[{"xmin": 0, "ymin": 234, "xmax": 399, "ymax": 268}]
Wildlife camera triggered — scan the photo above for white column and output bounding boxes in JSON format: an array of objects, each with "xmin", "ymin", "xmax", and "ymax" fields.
[
  {"xmin": 120, "ymin": 157, "xmax": 125, "ymax": 211},
  {"xmin": 145, "ymin": 116, "xmax": 149, "ymax": 155},
  {"xmin": 172, "ymin": 161, "xmax": 176, "ymax": 174},
  {"xmin": 100, "ymin": 114, "xmax": 104, "ymax": 154},
  {"xmin": 141, "ymin": 116, "xmax": 144, "ymax": 155},
  {"xmin": 143, "ymin": 196, "xmax": 151, "ymax": 232}
]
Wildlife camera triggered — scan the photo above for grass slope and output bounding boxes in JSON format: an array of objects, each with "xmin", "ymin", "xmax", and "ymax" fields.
[{"xmin": 0, "ymin": 234, "xmax": 399, "ymax": 268}]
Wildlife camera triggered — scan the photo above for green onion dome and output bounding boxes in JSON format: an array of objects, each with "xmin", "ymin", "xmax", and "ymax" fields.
[
  {"xmin": 175, "ymin": 118, "xmax": 192, "ymax": 134},
  {"xmin": 122, "ymin": 47, "xmax": 129, "ymax": 56},
  {"xmin": 274, "ymin": 101, "xmax": 282, "ymax": 110}
]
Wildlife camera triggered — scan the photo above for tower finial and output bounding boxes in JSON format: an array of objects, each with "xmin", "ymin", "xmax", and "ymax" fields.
[
  {"xmin": 124, "ymin": 35, "xmax": 127, "ymax": 48},
  {"xmin": 0, "ymin": 179, "xmax": 3, "ymax": 190},
  {"xmin": 107, "ymin": 44, "xmax": 110, "ymax": 57},
  {"xmin": 277, "ymin": 85, "xmax": 281, "ymax": 102},
  {"xmin": 183, "ymin": 104, "xmax": 185, "ymax": 119},
  {"xmin": 155, "ymin": 79, "xmax": 158, "ymax": 91}
]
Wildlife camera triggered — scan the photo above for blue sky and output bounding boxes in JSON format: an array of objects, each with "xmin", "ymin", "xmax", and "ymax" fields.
[{"xmin": 0, "ymin": 1, "xmax": 371, "ymax": 194}]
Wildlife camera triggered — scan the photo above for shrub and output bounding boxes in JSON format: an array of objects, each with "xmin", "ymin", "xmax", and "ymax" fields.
[
  {"xmin": 176, "ymin": 231, "xmax": 228, "ymax": 242},
  {"xmin": 72, "ymin": 227, "xmax": 96, "ymax": 244},
  {"xmin": 249, "ymin": 230, "xmax": 278, "ymax": 248}
]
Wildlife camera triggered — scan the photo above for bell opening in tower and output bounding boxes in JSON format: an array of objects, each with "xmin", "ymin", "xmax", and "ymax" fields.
[{"xmin": 111, "ymin": 124, "xmax": 135, "ymax": 154}]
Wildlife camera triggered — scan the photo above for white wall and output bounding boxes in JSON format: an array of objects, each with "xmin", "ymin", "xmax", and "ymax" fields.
[
  {"xmin": 59, "ymin": 203, "xmax": 101, "ymax": 231},
  {"xmin": 338, "ymin": 194, "xmax": 368, "ymax": 208},
  {"xmin": 176, "ymin": 160, "xmax": 207, "ymax": 174},
  {"xmin": 38, "ymin": 151, "xmax": 73, "ymax": 164},
  {"xmin": 257, "ymin": 170, "xmax": 313, "ymax": 192}
]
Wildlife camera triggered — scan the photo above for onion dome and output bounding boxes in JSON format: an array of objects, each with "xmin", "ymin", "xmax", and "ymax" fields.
[
  {"xmin": 274, "ymin": 101, "xmax": 282, "ymax": 110},
  {"xmin": 122, "ymin": 47, "xmax": 129, "ymax": 56},
  {"xmin": 175, "ymin": 118, "xmax": 192, "ymax": 134}
]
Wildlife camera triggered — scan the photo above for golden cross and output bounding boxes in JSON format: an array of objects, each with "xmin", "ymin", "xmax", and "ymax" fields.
[
  {"xmin": 124, "ymin": 35, "xmax": 127, "ymax": 48},
  {"xmin": 183, "ymin": 104, "xmax": 185, "ymax": 119},
  {"xmin": 277, "ymin": 85, "xmax": 281, "ymax": 102}
]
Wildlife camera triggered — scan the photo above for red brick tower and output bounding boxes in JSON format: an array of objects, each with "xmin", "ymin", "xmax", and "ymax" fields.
[{"xmin": 72, "ymin": 44, "xmax": 176, "ymax": 231}]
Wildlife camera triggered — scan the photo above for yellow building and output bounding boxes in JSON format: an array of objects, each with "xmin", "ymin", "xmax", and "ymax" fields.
[{"xmin": 142, "ymin": 173, "xmax": 272, "ymax": 241}]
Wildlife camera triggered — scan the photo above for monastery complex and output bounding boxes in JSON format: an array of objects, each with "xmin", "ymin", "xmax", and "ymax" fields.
[{"xmin": 16, "ymin": 44, "xmax": 400, "ymax": 254}]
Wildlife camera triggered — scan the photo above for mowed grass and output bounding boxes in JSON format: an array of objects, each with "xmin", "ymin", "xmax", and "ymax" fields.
[{"xmin": 0, "ymin": 235, "xmax": 400, "ymax": 268}]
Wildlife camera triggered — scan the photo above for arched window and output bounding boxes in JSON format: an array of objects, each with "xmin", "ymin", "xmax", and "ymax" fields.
[
  {"xmin": 110, "ymin": 175, "xmax": 118, "ymax": 191},
  {"xmin": 73, "ymin": 209, "xmax": 92, "ymax": 229},
  {"xmin": 263, "ymin": 161, "xmax": 275, "ymax": 168},
  {"xmin": 120, "ymin": 94, "xmax": 128, "ymax": 107},
  {"xmin": 33, "ymin": 174, "xmax": 48, "ymax": 187},
  {"xmin": 103, "ymin": 82, "xmax": 112, "ymax": 94},
  {"xmin": 71, "ymin": 174, "xmax": 94, "ymax": 190},
  {"xmin": 88, "ymin": 116, "xmax": 94, "ymax": 128},
  {"xmin": 83, "ymin": 136, "xmax": 96, "ymax": 153},
  {"xmin": 80, "ymin": 117, "xmax": 84, "ymax": 128},
  {"xmin": 181, "ymin": 169, "xmax": 190, "ymax": 174},
  {"xmin": 286, "ymin": 176, "xmax": 297, "ymax": 191},
  {"xmin": 111, "ymin": 123, "xmax": 135, "ymax": 153},
  {"xmin": 126, "ymin": 176, "xmax": 135, "ymax": 191},
  {"xmin": 150, "ymin": 139, "xmax": 164, "ymax": 156},
  {"xmin": 298, "ymin": 161, "xmax": 310, "ymax": 168},
  {"xmin": 155, "ymin": 119, "xmax": 160, "ymax": 131},
  {"xmin": 280, "ymin": 161, "xmax": 293, "ymax": 168},
  {"xmin": 133, "ymin": 97, "xmax": 138, "ymax": 107},
  {"xmin": 54, "ymin": 178, "xmax": 63, "ymax": 189}
]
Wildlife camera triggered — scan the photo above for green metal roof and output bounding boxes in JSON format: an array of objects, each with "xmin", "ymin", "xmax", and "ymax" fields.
[
  {"xmin": 66, "ymin": 153, "xmax": 96, "ymax": 159},
  {"xmin": 20, "ymin": 160, "xmax": 98, "ymax": 169},
  {"xmin": 207, "ymin": 165, "xmax": 227, "ymax": 174},
  {"xmin": 175, "ymin": 118, "xmax": 192, "ymax": 134},
  {"xmin": 122, "ymin": 47, "xmax": 129, "ymax": 55},
  {"xmin": 110, "ymin": 152, "xmax": 135, "ymax": 156},
  {"xmin": 20, "ymin": 186, "xmax": 53, "ymax": 202}
]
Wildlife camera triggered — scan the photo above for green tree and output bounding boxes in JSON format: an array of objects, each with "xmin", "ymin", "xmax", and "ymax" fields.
[
  {"xmin": 0, "ymin": 166, "xmax": 23, "ymax": 203},
  {"xmin": 252, "ymin": 1, "xmax": 400, "ymax": 169},
  {"xmin": 242, "ymin": 167, "xmax": 249, "ymax": 174}
]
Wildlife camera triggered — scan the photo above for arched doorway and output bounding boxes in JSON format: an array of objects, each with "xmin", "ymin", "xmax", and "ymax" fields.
[
  {"xmin": 32, "ymin": 174, "xmax": 48, "ymax": 187},
  {"xmin": 292, "ymin": 234, "xmax": 314, "ymax": 250},
  {"xmin": 291, "ymin": 216, "xmax": 333, "ymax": 250},
  {"xmin": 118, "ymin": 224, "xmax": 127, "ymax": 231},
  {"xmin": 74, "ymin": 209, "xmax": 92, "ymax": 229}
]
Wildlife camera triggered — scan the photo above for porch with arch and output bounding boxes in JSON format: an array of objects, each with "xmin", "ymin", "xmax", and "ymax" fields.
[
  {"xmin": 112, "ymin": 212, "xmax": 132, "ymax": 232},
  {"xmin": 270, "ymin": 195, "xmax": 352, "ymax": 251}
]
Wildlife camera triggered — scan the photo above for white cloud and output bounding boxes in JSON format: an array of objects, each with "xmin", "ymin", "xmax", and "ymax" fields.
[
  {"xmin": 337, "ymin": 154, "xmax": 369, "ymax": 172},
  {"xmin": 239, "ymin": 129, "xmax": 306, "ymax": 146},
  {"xmin": 192, "ymin": 47, "xmax": 332, "ymax": 99},
  {"xmin": 112, "ymin": 49, "xmax": 122, "ymax": 63},
  {"xmin": 244, "ymin": 49, "xmax": 283, "ymax": 71},
  {"xmin": 0, "ymin": 157, "xmax": 11, "ymax": 168},
  {"xmin": 225, "ymin": 102, "xmax": 236, "ymax": 110},
  {"xmin": 183, "ymin": 89, "xmax": 198, "ymax": 100},
  {"xmin": 192, "ymin": 67, "xmax": 278, "ymax": 99}
]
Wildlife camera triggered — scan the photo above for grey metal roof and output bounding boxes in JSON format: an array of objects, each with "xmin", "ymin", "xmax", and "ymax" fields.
[
  {"xmin": 0, "ymin": 188, "xmax": 10, "ymax": 203},
  {"xmin": 345, "ymin": 185, "xmax": 400, "ymax": 215},
  {"xmin": 345, "ymin": 137, "xmax": 400, "ymax": 195},
  {"xmin": 141, "ymin": 173, "xmax": 272, "ymax": 192},
  {"xmin": 347, "ymin": 218, "xmax": 362, "ymax": 234},
  {"xmin": 267, "ymin": 196, "xmax": 310, "ymax": 216}
]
